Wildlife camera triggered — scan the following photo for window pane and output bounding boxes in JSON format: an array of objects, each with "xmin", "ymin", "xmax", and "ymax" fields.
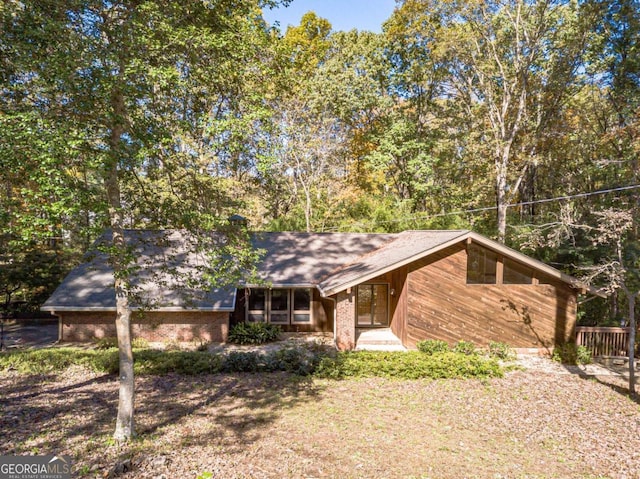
[
  {"xmin": 270, "ymin": 313, "xmax": 289, "ymax": 324},
  {"xmin": 467, "ymin": 245, "xmax": 497, "ymax": 284},
  {"xmin": 293, "ymin": 289, "xmax": 311, "ymax": 311},
  {"xmin": 270, "ymin": 289, "xmax": 289, "ymax": 311},
  {"xmin": 248, "ymin": 313, "xmax": 265, "ymax": 322},
  {"xmin": 248, "ymin": 289, "xmax": 266, "ymax": 310},
  {"xmin": 293, "ymin": 313, "xmax": 310, "ymax": 323},
  {"xmin": 357, "ymin": 285, "xmax": 373, "ymax": 326},
  {"xmin": 372, "ymin": 285, "xmax": 388, "ymax": 326},
  {"xmin": 503, "ymin": 259, "xmax": 533, "ymax": 284}
]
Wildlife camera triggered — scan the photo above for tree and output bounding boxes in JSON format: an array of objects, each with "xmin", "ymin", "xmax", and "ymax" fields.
[
  {"xmin": 2, "ymin": 0, "xmax": 279, "ymax": 441},
  {"xmin": 387, "ymin": 0, "xmax": 596, "ymax": 242}
]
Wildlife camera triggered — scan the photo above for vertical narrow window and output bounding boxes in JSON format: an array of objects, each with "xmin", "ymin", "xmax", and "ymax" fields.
[
  {"xmin": 292, "ymin": 289, "xmax": 311, "ymax": 323},
  {"xmin": 247, "ymin": 288, "xmax": 266, "ymax": 322},
  {"xmin": 467, "ymin": 245, "xmax": 497, "ymax": 284},
  {"xmin": 269, "ymin": 288, "xmax": 290, "ymax": 323}
]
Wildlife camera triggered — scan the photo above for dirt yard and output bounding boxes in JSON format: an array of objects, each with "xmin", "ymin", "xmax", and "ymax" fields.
[{"xmin": 1, "ymin": 359, "xmax": 639, "ymax": 479}]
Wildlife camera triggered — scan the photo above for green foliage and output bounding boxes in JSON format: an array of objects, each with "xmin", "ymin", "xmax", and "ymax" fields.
[
  {"xmin": 134, "ymin": 350, "xmax": 222, "ymax": 375},
  {"xmin": 552, "ymin": 344, "xmax": 593, "ymax": 365},
  {"xmin": 94, "ymin": 338, "xmax": 118, "ymax": 350},
  {"xmin": 314, "ymin": 351, "xmax": 503, "ymax": 380},
  {"xmin": 487, "ymin": 341, "xmax": 516, "ymax": 361},
  {"xmin": 221, "ymin": 351, "xmax": 261, "ymax": 373},
  {"xmin": 227, "ymin": 322, "xmax": 281, "ymax": 345},
  {"xmin": 453, "ymin": 340, "xmax": 477, "ymax": 356},
  {"xmin": 417, "ymin": 339, "xmax": 450, "ymax": 355},
  {"xmin": 0, "ymin": 348, "xmax": 119, "ymax": 374}
]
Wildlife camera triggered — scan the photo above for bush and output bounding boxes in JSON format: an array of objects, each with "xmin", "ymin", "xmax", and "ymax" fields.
[
  {"xmin": 95, "ymin": 337, "xmax": 149, "ymax": 350},
  {"xmin": 314, "ymin": 351, "xmax": 503, "ymax": 380},
  {"xmin": 417, "ymin": 339, "xmax": 450, "ymax": 355},
  {"xmin": 488, "ymin": 341, "xmax": 516, "ymax": 361},
  {"xmin": 94, "ymin": 337, "xmax": 118, "ymax": 350},
  {"xmin": 134, "ymin": 350, "xmax": 222, "ymax": 375},
  {"xmin": 552, "ymin": 343, "xmax": 592, "ymax": 365},
  {"xmin": 0, "ymin": 348, "xmax": 119, "ymax": 374},
  {"xmin": 227, "ymin": 322, "xmax": 281, "ymax": 345},
  {"xmin": 453, "ymin": 340, "xmax": 477, "ymax": 355},
  {"xmin": 221, "ymin": 351, "xmax": 261, "ymax": 372}
]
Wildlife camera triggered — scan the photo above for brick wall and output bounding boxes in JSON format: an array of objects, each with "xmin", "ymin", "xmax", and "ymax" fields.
[
  {"xmin": 335, "ymin": 290, "xmax": 355, "ymax": 350},
  {"xmin": 58, "ymin": 311, "xmax": 229, "ymax": 343}
]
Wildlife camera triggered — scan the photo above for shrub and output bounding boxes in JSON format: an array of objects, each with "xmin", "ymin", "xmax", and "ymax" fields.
[
  {"xmin": 221, "ymin": 351, "xmax": 261, "ymax": 372},
  {"xmin": 227, "ymin": 322, "xmax": 281, "ymax": 345},
  {"xmin": 453, "ymin": 340, "xmax": 477, "ymax": 355},
  {"xmin": 134, "ymin": 350, "xmax": 222, "ymax": 375},
  {"xmin": 94, "ymin": 337, "xmax": 117, "ymax": 350},
  {"xmin": 263, "ymin": 346, "xmax": 321, "ymax": 376},
  {"xmin": 131, "ymin": 337, "xmax": 150, "ymax": 349},
  {"xmin": 488, "ymin": 341, "xmax": 516, "ymax": 361},
  {"xmin": 417, "ymin": 339, "xmax": 450, "ymax": 355},
  {"xmin": 314, "ymin": 351, "xmax": 503, "ymax": 380},
  {"xmin": 0, "ymin": 348, "xmax": 119, "ymax": 374},
  {"xmin": 552, "ymin": 343, "xmax": 592, "ymax": 365}
]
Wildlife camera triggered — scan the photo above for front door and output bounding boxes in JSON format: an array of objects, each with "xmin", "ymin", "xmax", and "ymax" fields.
[{"xmin": 356, "ymin": 284, "xmax": 389, "ymax": 327}]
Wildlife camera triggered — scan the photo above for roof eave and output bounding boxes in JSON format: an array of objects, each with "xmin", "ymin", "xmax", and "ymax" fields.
[{"xmin": 319, "ymin": 230, "xmax": 470, "ymax": 297}]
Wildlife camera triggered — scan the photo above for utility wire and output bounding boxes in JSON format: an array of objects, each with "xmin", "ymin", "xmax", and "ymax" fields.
[{"xmin": 331, "ymin": 184, "xmax": 640, "ymax": 230}]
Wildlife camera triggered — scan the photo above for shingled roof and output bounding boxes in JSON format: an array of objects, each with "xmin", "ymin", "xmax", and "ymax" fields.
[{"xmin": 42, "ymin": 228, "xmax": 598, "ymax": 313}]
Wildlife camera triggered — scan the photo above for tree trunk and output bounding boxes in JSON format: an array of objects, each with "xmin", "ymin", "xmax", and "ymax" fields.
[
  {"xmin": 496, "ymin": 162, "xmax": 508, "ymax": 244},
  {"xmin": 106, "ymin": 84, "xmax": 135, "ymax": 441},
  {"xmin": 628, "ymin": 291, "xmax": 637, "ymax": 396}
]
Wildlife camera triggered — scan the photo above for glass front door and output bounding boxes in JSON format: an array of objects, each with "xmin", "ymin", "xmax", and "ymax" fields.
[{"xmin": 356, "ymin": 284, "xmax": 389, "ymax": 327}]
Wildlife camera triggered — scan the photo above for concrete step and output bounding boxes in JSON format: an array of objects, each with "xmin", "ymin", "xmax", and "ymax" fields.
[{"xmin": 355, "ymin": 328, "xmax": 406, "ymax": 351}]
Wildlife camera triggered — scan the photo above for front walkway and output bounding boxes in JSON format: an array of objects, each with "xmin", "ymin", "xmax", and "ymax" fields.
[{"xmin": 355, "ymin": 328, "xmax": 406, "ymax": 351}]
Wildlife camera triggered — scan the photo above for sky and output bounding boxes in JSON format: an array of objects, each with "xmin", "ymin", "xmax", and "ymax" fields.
[{"xmin": 262, "ymin": 0, "xmax": 398, "ymax": 33}]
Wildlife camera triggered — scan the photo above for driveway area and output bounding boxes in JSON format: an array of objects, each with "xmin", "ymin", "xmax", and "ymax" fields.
[{"xmin": 0, "ymin": 319, "xmax": 58, "ymax": 350}]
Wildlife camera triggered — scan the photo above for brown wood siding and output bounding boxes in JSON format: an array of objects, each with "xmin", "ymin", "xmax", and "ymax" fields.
[
  {"xmin": 389, "ymin": 266, "xmax": 408, "ymax": 344},
  {"xmin": 405, "ymin": 244, "xmax": 577, "ymax": 349}
]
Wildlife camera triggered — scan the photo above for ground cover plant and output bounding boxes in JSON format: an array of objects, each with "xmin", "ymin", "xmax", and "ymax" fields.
[{"xmin": 0, "ymin": 345, "xmax": 502, "ymax": 379}]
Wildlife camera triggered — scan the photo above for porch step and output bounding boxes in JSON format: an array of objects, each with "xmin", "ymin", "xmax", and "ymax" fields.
[{"xmin": 355, "ymin": 329, "xmax": 406, "ymax": 351}]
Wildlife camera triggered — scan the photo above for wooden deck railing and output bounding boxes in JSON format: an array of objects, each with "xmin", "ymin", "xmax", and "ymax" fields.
[{"xmin": 575, "ymin": 326, "xmax": 630, "ymax": 358}]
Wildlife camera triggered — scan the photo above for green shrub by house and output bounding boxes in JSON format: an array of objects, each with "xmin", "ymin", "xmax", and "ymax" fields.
[
  {"xmin": 314, "ymin": 351, "xmax": 503, "ymax": 380},
  {"xmin": 417, "ymin": 339, "xmax": 450, "ymax": 355},
  {"xmin": 488, "ymin": 341, "xmax": 516, "ymax": 361},
  {"xmin": 227, "ymin": 322, "xmax": 281, "ymax": 345},
  {"xmin": 552, "ymin": 343, "xmax": 592, "ymax": 365},
  {"xmin": 453, "ymin": 340, "xmax": 477, "ymax": 355}
]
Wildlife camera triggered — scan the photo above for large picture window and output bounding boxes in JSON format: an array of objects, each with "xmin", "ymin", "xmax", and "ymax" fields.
[
  {"xmin": 467, "ymin": 245, "xmax": 497, "ymax": 284},
  {"xmin": 246, "ymin": 288, "xmax": 312, "ymax": 324},
  {"xmin": 467, "ymin": 244, "xmax": 536, "ymax": 285},
  {"xmin": 503, "ymin": 258, "xmax": 533, "ymax": 284}
]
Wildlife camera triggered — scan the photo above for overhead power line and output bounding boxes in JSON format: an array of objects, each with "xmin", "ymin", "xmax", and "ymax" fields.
[
  {"xmin": 331, "ymin": 184, "xmax": 640, "ymax": 230},
  {"xmin": 425, "ymin": 183, "xmax": 640, "ymax": 220}
]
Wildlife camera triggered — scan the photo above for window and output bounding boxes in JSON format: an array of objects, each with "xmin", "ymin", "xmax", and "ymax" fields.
[
  {"xmin": 269, "ymin": 289, "xmax": 290, "ymax": 323},
  {"xmin": 503, "ymin": 258, "xmax": 533, "ymax": 284},
  {"xmin": 293, "ymin": 289, "xmax": 311, "ymax": 323},
  {"xmin": 247, "ymin": 288, "xmax": 266, "ymax": 322},
  {"xmin": 467, "ymin": 245, "xmax": 497, "ymax": 284},
  {"xmin": 356, "ymin": 284, "xmax": 389, "ymax": 327},
  {"xmin": 246, "ymin": 288, "xmax": 312, "ymax": 324}
]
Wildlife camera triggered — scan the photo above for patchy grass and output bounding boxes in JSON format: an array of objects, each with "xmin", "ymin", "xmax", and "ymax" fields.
[{"xmin": 1, "ymin": 362, "xmax": 639, "ymax": 478}]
